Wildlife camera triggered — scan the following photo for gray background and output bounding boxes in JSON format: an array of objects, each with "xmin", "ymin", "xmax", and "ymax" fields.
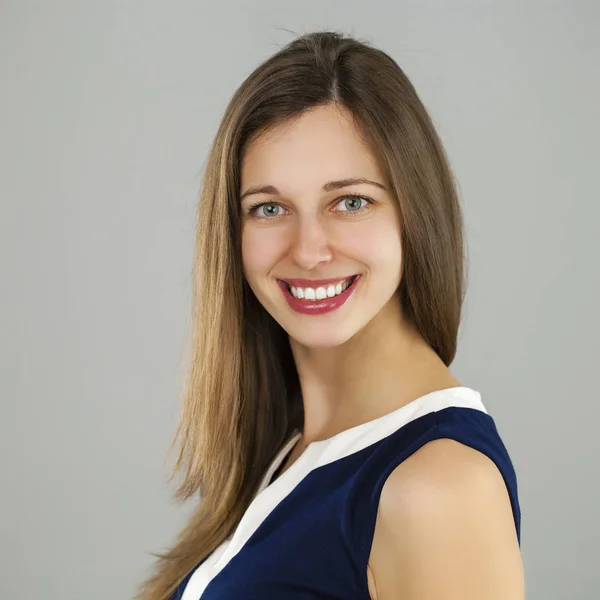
[{"xmin": 1, "ymin": 1, "xmax": 598, "ymax": 598}]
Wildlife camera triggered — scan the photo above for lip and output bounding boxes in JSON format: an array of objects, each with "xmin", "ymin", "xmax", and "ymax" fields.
[
  {"xmin": 277, "ymin": 275, "xmax": 361, "ymax": 316},
  {"xmin": 278, "ymin": 276, "xmax": 357, "ymax": 287}
]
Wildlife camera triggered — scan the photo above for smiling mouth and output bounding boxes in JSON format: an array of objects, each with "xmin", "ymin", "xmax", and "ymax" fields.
[
  {"xmin": 277, "ymin": 274, "xmax": 361, "ymax": 315},
  {"xmin": 282, "ymin": 275, "xmax": 358, "ymax": 299}
]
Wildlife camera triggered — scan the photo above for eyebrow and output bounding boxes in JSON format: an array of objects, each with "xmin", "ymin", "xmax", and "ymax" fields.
[{"xmin": 240, "ymin": 177, "xmax": 387, "ymax": 201}]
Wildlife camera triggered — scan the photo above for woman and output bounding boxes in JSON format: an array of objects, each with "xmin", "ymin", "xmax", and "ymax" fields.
[{"xmin": 136, "ymin": 30, "xmax": 524, "ymax": 600}]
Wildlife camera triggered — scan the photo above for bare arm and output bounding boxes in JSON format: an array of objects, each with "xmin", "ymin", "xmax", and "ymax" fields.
[{"xmin": 368, "ymin": 438, "xmax": 525, "ymax": 600}]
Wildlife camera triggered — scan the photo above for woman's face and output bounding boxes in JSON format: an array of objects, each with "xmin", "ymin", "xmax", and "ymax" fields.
[{"xmin": 240, "ymin": 104, "xmax": 403, "ymax": 348}]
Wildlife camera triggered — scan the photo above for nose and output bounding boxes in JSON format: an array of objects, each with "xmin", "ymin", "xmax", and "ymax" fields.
[{"xmin": 289, "ymin": 215, "xmax": 333, "ymax": 271}]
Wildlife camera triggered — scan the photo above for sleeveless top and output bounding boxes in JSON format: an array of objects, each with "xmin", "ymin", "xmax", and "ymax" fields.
[{"xmin": 173, "ymin": 386, "xmax": 521, "ymax": 600}]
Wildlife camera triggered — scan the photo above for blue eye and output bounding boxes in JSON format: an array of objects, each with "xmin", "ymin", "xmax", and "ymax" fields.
[
  {"xmin": 260, "ymin": 203, "xmax": 280, "ymax": 217},
  {"xmin": 337, "ymin": 195, "xmax": 370, "ymax": 212},
  {"xmin": 245, "ymin": 194, "xmax": 373, "ymax": 221},
  {"xmin": 244, "ymin": 202, "xmax": 284, "ymax": 220}
]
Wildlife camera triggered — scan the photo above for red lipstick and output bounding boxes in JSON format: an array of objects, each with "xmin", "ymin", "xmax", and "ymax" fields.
[
  {"xmin": 279, "ymin": 276, "xmax": 355, "ymax": 287},
  {"xmin": 277, "ymin": 275, "xmax": 361, "ymax": 316}
]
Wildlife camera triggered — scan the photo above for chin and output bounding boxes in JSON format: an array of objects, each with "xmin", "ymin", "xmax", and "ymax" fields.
[{"xmin": 285, "ymin": 323, "xmax": 358, "ymax": 349}]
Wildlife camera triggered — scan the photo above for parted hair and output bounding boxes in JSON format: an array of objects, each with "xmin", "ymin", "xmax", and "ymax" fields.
[{"xmin": 134, "ymin": 29, "xmax": 466, "ymax": 600}]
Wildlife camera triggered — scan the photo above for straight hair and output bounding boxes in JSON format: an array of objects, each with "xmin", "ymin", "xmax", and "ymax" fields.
[{"xmin": 134, "ymin": 29, "xmax": 467, "ymax": 600}]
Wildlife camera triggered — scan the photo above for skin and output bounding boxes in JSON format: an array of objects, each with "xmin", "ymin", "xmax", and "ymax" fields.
[
  {"xmin": 240, "ymin": 103, "xmax": 524, "ymax": 598},
  {"xmin": 241, "ymin": 103, "xmax": 458, "ymax": 447},
  {"xmin": 367, "ymin": 438, "xmax": 526, "ymax": 599}
]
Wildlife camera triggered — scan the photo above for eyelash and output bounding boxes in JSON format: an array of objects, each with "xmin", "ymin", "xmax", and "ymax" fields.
[{"xmin": 245, "ymin": 194, "xmax": 374, "ymax": 221}]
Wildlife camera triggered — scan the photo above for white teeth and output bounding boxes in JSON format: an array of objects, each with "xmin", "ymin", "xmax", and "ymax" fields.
[{"xmin": 289, "ymin": 277, "xmax": 354, "ymax": 300}]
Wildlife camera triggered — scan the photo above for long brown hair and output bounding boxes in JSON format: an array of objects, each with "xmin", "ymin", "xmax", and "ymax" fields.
[{"xmin": 134, "ymin": 29, "xmax": 466, "ymax": 600}]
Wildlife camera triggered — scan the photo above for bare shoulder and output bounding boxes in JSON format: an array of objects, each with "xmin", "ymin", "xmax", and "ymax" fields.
[{"xmin": 367, "ymin": 438, "xmax": 525, "ymax": 600}]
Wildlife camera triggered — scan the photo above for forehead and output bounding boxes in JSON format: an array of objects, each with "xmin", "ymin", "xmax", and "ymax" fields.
[{"xmin": 240, "ymin": 105, "xmax": 385, "ymax": 191}]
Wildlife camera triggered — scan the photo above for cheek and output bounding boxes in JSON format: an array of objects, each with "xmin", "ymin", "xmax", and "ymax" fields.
[
  {"xmin": 241, "ymin": 227, "xmax": 281, "ymax": 278},
  {"xmin": 343, "ymin": 218, "xmax": 402, "ymax": 272}
]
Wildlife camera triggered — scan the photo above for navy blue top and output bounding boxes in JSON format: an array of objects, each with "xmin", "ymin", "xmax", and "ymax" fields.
[{"xmin": 173, "ymin": 387, "xmax": 521, "ymax": 599}]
